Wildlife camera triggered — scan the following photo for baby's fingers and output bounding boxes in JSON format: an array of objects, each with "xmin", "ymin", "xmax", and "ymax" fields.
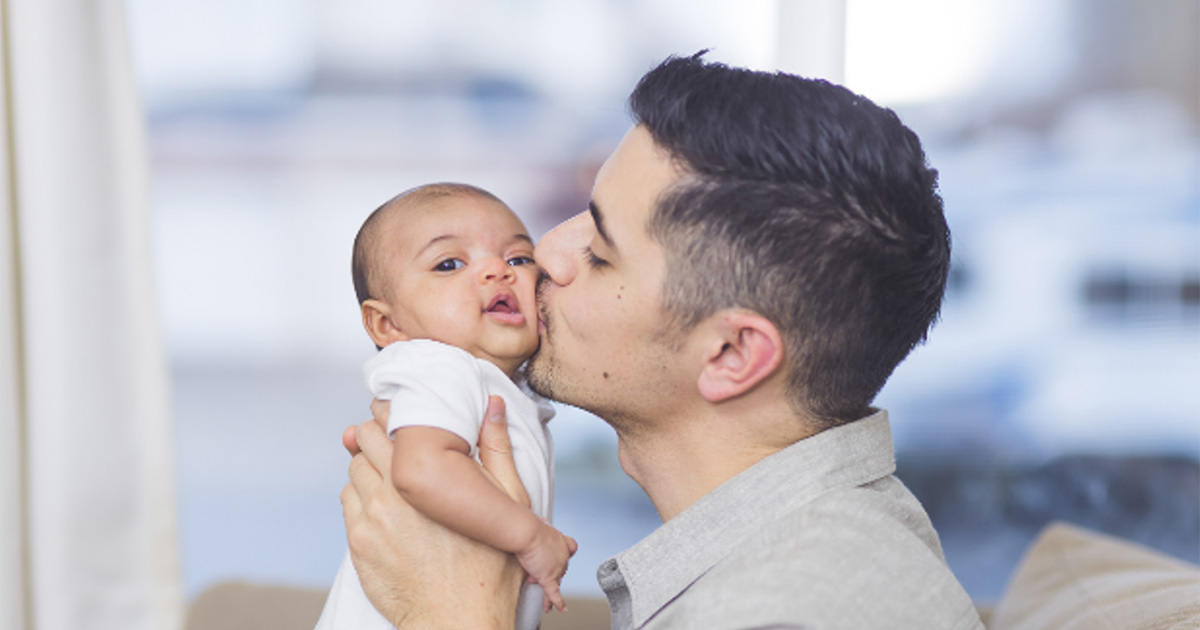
[{"xmin": 542, "ymin": 579, "xmax": 567, "ymax": 612}]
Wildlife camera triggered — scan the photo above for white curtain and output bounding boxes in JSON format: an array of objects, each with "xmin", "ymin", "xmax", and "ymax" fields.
[{"xmin": 0, "ymin": 0, "xmax": 182, "ymax": 629}]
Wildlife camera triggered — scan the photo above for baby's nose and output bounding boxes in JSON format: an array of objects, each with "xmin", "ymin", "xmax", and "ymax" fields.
[{"xmin": 478, "ymin": 257, "xmax": 514, "ymax": 283}]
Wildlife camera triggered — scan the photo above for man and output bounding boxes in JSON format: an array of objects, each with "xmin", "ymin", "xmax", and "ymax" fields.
[{"xmin": 340, "ymin": 52, "xmax": 984, "ymax": 629}]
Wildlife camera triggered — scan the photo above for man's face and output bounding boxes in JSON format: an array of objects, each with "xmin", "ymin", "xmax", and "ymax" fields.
[
  {"xmin": 527, "ymin": 126, "xmax": 688, "ymax": 424},
  {"xmin": 372, "ymin": 195, "xmax": 540, "ymax": 376}
]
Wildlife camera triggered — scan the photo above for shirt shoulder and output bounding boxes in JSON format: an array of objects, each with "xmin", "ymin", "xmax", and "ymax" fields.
[{"xmin": 647, "ymin": 478, "xmax": 983, "ymax": 630}]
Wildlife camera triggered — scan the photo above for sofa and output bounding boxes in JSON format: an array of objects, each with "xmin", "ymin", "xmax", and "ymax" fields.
[{"xmin": 186, "ymin": 521, "xmax": 1199, "ymax": 629}]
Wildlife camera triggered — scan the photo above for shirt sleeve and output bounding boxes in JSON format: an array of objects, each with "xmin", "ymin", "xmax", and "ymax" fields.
[{"xmin": 364, "ymin": 340, "xmax": 488, "ymax": 455}]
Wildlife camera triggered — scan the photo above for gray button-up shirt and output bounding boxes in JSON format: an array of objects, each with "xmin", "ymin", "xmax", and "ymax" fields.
[{"xmin": 597, "ymin": 410, "xmax": 984, "ymax": 630}]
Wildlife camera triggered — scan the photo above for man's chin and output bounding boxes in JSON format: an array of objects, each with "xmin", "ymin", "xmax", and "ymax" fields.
[{"xmin": 523, "ymin": 353, "xmax": 558, "ymax": 401}]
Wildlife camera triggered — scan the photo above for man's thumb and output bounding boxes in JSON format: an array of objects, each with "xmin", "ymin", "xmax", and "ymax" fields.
[{"xmin": 478, "ymin": 395, "xmax": 530, "ymax": 507}]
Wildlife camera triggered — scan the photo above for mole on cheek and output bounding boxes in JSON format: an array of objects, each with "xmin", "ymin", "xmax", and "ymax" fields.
[{"xmin": 603, "ymin": 372, "xmax": 610, "ymax": 379}]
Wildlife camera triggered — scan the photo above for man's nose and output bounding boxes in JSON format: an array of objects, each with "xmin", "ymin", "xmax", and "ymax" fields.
[{"xmin": 535, "ymin": 211, "xmax": 590, "ymax": 286}]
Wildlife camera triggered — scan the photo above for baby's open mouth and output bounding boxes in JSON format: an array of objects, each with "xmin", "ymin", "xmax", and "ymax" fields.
[
  {"xmin": 486, "ymin": 293, "xmax": 525, "ymax": 324},
  {"xmin": 487, "ymin": 294, "xmax": 515, "ymax": 314}
]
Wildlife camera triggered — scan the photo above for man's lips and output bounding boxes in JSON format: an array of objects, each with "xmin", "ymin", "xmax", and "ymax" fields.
[{"xmin": 485, "ymin": 292, "xmax": 526, "ymax": 325}]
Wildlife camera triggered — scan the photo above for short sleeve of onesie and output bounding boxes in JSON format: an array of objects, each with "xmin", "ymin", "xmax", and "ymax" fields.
[{"xmin": 364, "ymin": 340, "xmax": 489, "ymax": 457}]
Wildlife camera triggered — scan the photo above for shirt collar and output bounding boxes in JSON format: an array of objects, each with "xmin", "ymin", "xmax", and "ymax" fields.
[{"xmin": 598, "ymin": 409, "xmax": 897, "ymax": 628}]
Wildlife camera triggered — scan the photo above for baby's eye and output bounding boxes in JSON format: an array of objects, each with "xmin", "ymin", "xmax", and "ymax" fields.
[
  {"xmin": 507, "ymin": 255, "xmax": 536, "ymax": 267},
  {"xmin": 433, "ymin": 258, "xmax": 465, "ymax": 272}
]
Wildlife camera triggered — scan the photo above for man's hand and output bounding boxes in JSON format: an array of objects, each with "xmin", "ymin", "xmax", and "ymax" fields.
[
  {"xmin": 340, "ymin": 398, "xmax": 391, "ymax": 456},
  {"xmin": 340, "ymin": 396, "xmax": 525, "ymax": 628}
]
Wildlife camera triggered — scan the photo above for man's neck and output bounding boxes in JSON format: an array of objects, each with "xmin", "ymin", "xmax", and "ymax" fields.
[{"xmin": 616, "ymin": 403, "xmax": 821, "ymax": 523}]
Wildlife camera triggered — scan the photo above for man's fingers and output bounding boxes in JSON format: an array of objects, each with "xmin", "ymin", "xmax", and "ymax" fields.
[
  {"xmin": 347, "ymin": 452, "xmax": 382, "ymax": 498},
  {"xmin": 566, "ymin": 535, "xmax": 578, "ymax": 556},
  {"xmin": 478, "ymin": 395, "xmax": 530, "ymax": 507},
  {"xmin": 340, "ymin": 478, "xmax": 363, "ymax": 520},
  {"xmin": 343, "ymin": 425, "xmax": 361, "ymax": 455},
  {"xmin": 356, "ymin": 419, "xmax": 395, "ymax": 474},
  {"xmin": 369, "ymin": 398, "xmax": 390, "ymax": 428}
]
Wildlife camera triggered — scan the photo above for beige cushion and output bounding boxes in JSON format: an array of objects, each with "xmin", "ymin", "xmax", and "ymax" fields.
[
  {"xmin": 990, "ymin": 521, "xmax": 1200, "ymax": 630},
  {"xmin": 185, "ymin": 580, "xmax": 611, "ymax": 630},
  {"xmin": 541, "ymin": 597, "xmax": 611, "ymax": 630},
  {"xmin": 186, "ymin": 581, "xmax": 327, "ymax": 630}
]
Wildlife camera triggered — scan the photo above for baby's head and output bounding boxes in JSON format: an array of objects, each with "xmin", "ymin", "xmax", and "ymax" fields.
[{"xmin": 352, "ymin": 183, "xmax": 540, "ymax": 378}]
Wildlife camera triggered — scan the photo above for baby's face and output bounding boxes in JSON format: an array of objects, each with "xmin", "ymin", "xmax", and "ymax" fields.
[{"xmin": 373, "ymin": 195, "xmax": 540, "ymax": 375}]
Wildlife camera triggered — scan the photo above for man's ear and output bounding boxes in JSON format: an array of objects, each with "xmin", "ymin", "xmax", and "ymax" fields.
[
  {"xmin": 696, "ymin": 310, "xmax": 784, "ymax": 403},
  {"xmin": 361, "ymin": 299, "xmax": 409, "ymax": 348}
]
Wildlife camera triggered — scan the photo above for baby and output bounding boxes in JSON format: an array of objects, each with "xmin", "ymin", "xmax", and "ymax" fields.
[{"xmin": 315, "ymin": 183, "xmax": 576, "ymax": 630}]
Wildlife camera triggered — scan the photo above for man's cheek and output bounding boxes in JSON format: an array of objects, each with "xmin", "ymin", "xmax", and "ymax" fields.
[{"xmin": 564, "ymin": 301, "xmax": 600, "ymax": 341}]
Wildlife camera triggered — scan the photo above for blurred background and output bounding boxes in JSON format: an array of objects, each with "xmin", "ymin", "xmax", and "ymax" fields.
[{"xmin": 124, "ymin": 0, "xmax": 1199, "ymax": 604}]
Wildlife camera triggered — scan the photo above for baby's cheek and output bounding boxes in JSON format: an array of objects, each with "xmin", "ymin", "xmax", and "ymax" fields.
[
  {"xmin": 517, "ymin": 270, "xmax": 540, "ymax": 301},
  {"xmin": 442, "ymin": 302, "xmax": 479, "ymax": 326},
  {"xmin": 427, "ymin": 302, "xmax": 477, "ymax": 337},
  {"xmin": 518, "ymin": 265, "xmax": 540, "ymax": 283}
]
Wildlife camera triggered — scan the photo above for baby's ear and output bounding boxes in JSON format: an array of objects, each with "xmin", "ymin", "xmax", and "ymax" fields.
[{"xmin": 361, "ymin": 299, "xmax": 409, "ymax": 348}]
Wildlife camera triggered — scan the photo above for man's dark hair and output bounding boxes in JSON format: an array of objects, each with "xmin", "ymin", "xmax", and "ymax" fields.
[
  {"xmin": 351, "ymin": 182, "xmax": 504, "ymax": 305},
  {"xmin": 631, "ymin": 52, "xmax": 949, "ymax": 424}
]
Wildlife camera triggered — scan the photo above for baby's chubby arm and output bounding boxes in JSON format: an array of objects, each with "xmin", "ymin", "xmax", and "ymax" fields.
[{"xmin": 391, "ymin": 425, "xmax": 578, "ymax": 611}]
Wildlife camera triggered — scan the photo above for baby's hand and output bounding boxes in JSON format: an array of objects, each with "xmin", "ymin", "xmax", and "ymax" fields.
[{"xmin": 515, "ymin": 520, "xmax": 578, "ymax": 612}]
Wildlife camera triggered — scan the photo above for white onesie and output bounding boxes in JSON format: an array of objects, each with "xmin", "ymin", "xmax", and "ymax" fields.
[{"xmin": 315, "ymin": 339, "xmax": 555, "ymax": 630}]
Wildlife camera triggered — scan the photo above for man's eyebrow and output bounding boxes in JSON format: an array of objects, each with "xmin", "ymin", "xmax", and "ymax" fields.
[{"xmin": 589, "ymin": 200, "xmax": 616, "ymax": 252}]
